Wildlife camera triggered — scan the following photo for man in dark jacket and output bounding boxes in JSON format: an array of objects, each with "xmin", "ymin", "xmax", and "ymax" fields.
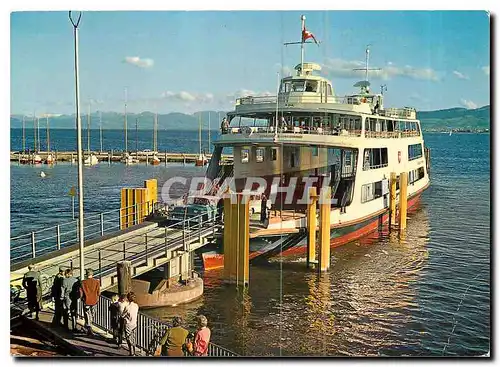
[
  {"xmin": 22, "ymin": 264, "xmax": 42, "ymax": 320},
  {"xmin": 80, "ymin": 268, "xmax": 100, "ymax": 335},
  {"xmin": 51, "ymin": 267, "xmax": 65, "ymax": 327},
  {"xmin": 61, "ymin": 268, "xmax": 79, "ymax": 331}
]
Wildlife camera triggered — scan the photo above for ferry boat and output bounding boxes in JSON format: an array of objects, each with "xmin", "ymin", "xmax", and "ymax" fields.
[{"xmin": 200, "ymin": 16, "xmax": 431, "ymax": 269}]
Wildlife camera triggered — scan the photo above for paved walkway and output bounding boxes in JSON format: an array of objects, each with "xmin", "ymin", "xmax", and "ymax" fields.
[{"xmin": 17, "ymin": 307, "xmax": 146, "ymax": 357}]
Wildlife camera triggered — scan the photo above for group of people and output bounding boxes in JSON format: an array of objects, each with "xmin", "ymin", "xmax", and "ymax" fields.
[
  {"xmin": 156, "ymin": 315, "xmax": 211, "ymax": 357},
  {"xmin": 23, "ymin": 264, "xmax": 211, "ymax": 357},
  {"xmin": 50, "ymin": 267, "xmax": 101, "ymax": 335}
]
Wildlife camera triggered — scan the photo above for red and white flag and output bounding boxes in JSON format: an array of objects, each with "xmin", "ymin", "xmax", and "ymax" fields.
[{"xmin": 302, "ymin": 28, "xmax": 319, "ymax": 45}]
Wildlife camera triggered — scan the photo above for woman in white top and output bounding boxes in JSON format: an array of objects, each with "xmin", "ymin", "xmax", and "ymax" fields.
[{"xmin": 121, "ymin": 292, "xmax": 139, "ymax": 356}]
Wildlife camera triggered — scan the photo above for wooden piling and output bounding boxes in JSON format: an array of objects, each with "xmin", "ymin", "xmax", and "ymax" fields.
[
  {"xmin": 306, "ymin": 187, "xmax": 318, "ymax": 268},
  {"xmin": 389, "ymin": 172, "xmax": 397, "ymax": 227},
  {"xmin": 117, "ymin": 261, "xmax": 132, "ymax": 296},
  {"xmin": 318, "ymin": 187, "xmax": 331, "ymax": 272},
  {"xmin": 398, "ymin": 172, "xmax": 408, "ymax": 232}
]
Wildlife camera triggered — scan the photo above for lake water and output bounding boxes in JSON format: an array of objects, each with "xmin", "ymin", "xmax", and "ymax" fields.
[{"xmin": 10, "ymin": 129, "xmax": 490, "ymax": 356}]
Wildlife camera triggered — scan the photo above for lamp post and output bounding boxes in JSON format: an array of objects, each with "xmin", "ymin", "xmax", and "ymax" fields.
[{"xmin": 70, "ymin": 11, "xmax": 85, "ymax": 279}]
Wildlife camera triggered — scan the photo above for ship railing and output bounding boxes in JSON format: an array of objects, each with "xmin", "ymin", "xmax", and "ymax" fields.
[
  {"xmin": 73, "ymin": 295, "xmax": 239, "ymax": 356},
  {"xmin": 10, "ymin": 201, "xmax": 155, "ymax": 265},
  {"xmin": 227, "ymin": 125, "xmax": 362, "ymax": 137},
  {"xmin": 236, "ymin": 94, "xmax": 365, "ymax": 106},
  {"xmin": 380, "ymin": 107, "xmax": 417, "ymax": 119}
]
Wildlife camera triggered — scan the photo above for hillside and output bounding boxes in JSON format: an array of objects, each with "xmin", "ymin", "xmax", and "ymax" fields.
[
  {"xmin": 418, "ymin": 105, "xmax": 490, "ymax": 131},
  {"xmin": 10, "ymin": 105, "xmax": 490, "ymax": 132}
]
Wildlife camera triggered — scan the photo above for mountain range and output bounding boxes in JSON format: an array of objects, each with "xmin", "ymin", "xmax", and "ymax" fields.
[{"xmin": 10, "ymin": 106, "xmax": 490, "ymax": 132}]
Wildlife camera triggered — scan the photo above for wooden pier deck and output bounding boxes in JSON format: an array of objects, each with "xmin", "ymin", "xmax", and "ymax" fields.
[{"xmin": 12, "ymin": 305, "xmax": 145, "ymax": 357}]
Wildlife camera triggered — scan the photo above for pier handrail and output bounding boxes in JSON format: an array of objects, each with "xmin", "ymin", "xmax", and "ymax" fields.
[
  {"xmin": 10, "ymin": 212, "xmax": 223, "ymax": 297},
  {"xmin": 10, "ymin": 201, "xmax": 155, "ymax": 264},
  {"xmin": 76, "ymin": 295, "xmax": 238, "ymax": 357}
]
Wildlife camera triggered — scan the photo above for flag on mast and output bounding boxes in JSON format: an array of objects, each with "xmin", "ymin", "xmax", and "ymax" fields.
[{"xmin": 302, "ymin": 27, "xmax": 319, "ymax": 45}]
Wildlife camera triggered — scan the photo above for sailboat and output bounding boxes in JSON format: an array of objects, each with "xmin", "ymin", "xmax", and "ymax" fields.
[
  {"xmin": 44, "ymin": 115, "xmax": 55, "ymax": 165},
  {"xmin": 449, "ymin": 130, "xmax": 453, "ymax": 136},
  {"xmin": 195, "ymin": 113, "xmax": 208, "ymax": 166},
  {"xmin": 84, "ymin": 104, "xmax": 99, "ymax": 166}
]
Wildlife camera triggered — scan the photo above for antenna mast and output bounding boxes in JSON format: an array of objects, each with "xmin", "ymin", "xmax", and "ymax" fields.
[{"xmin": 124, "ymin": 88, "xmax": 128, "ymax": 153}]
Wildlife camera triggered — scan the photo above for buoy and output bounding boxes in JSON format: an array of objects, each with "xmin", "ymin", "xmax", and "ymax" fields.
[{"xmin": 40, "ymin": 171, "xmax": 46, "ymax": 178}]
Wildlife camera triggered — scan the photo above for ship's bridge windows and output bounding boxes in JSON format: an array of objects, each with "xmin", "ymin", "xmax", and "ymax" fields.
[
  {"xmin": 291, "ymin": 80, "xmax": 306, "ymax": 92},
  {"xmin": 305, "ymin": 81, "xmax": 318, "ymax": 92},
  {"xmin": 363, "ymin": 148, "xmax": 389, "ymax": 170},
  {"xmin": 408, "ymin": 143, "xmax": 423, "ymax": 161}
]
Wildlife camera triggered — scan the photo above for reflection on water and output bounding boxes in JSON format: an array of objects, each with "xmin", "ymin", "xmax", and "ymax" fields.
[{"xmin": 143, "ymin": 207, "xmax": 434, "ymax": 356}]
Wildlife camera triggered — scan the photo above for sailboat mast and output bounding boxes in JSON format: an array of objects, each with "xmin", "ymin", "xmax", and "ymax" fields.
[
  {"xmin": 46, "ymin": 115, "xmax": 50, "ymax": 153},
  {"xmin": 99, "ymin": 110, "xmax": 103, "ymax": 153},
  {"xmin": 135, "ymin": 118, "xmax": 138, "ymax": 159},
  {"xmin": 208, "ymin": 112, "xmax": 211, "ymax": 151},
  {"xmin": 365, "ymin": 46, "xmax": 370, "ymax": 83},
  {"xmin": 87, "ymin": 102, "xmax": 90, "ymax": 154},
  {"xmin": 199, "ymin": 114, "xmax": 202, "ymax": 155},
  {"xmin": 22, "ymin": 115, "xmax": 25, "ymax": 152},
  {"xmin": 124, "ymin": 88, "xmax": 128, "ymax": 153},
  {"xmin": 33, "ymin": 111, "xmax": 37, "ymax": 152},
  {"xmin": 154, "ymin": 111, "xmax": 158, "ymax": 152},
  {"xmin": 36, "ymin": 117, "xmax": 40, "ymax": 153}
]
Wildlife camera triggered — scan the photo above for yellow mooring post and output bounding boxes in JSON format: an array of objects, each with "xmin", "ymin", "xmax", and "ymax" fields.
[
  {"xmin": 307, "ymin": 187, "xmax": 318, "ymax": 268},
  {"xmin": 223, "ymin": 193, "xmax": 250, "ymax": 286},
  {"xmin": 389, "ymin": 172, "xmax": 397, "ymax": 227},
  {"xmin": 318, "ymin": 187, "xmax": 332, "ymax": 272},
  {"xmin": 399, "ymin": 172, "xmax": 408, "ymax": 232}
]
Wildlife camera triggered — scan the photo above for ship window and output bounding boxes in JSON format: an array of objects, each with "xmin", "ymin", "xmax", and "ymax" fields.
[
  {"xmin": 408, "ymin": 166, "xmax": 425, "ymax": 184},
  {"xmin": 408, "ymin": 143, "xmax": 423, "ymax": 161},
  {"xmin": 361, "ymin": 180, "xmax": 384, "ymax": 203},
  {"xmin": 312, "ymin": 147, "xmax": 319, "ymax": 157},
  {"xmin": 271, "ymin": 148, "xmax": 278, "ymax": 161},
  {"xmin": 291, "ymin": 80, "xmax": 306, "ymax": 92},
  {"xmin": 305, "ymin": 81, "xmax": 318, "ymax": 92},
  {"xmin": 256, "ymin": 148, "xmax": 265, "ymax": 162},
  {"xmin": 363, "ymin": 148, "xmax": 388, "ymax": 170},
  {"xmin": 281, "ymin": 81, "xmax": 292, "ymax": 93},
  {"xmin": 241, "ymin": 148, "xmax": 250, "ymax": 163}
]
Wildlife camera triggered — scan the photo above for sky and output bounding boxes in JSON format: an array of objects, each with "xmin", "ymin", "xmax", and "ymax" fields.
[{"xmin": 10, "ymin": 10, "xmax": 490, "ymax": 116}]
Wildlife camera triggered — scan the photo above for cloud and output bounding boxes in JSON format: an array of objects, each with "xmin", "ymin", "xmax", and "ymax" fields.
[
  {"xmin": 460, "ymin": 99, "xmax": 477, "ymax": 109},
  {"xmin": 124, "ymin": 56, "xmax": 154, "ymax": 68},
  {"xmin": 321, "ymin": 58, "xmax": 439, "ymax": 81},
  {"xmin": 482, "ymin": 65, "xmax": 490, "ymax": 76},
  {"xmin": 452, "ymin": 70, "xmax": 469, "ymax": 80},
  {"xmin": 161, "ymin": 91, "xmax": 214, "ymax": 103}
]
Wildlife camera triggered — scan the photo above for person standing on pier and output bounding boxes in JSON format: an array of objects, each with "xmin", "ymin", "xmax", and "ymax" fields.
[
  {"xmin": 121, "ymin": 292, "xmax": 139, "ymax": 356},
  {"xmin": 79, "ymin": 269, "xmax": 100, "ymax": 336},
  {"xmin": 159, "ymin": 316, "xmax": 189, "ymax": 356},
  {"xmin": 51, "ymin": 266, "xmax": 65, "ymax": 327},
  {"xmin": 61, "ymin": 269, "xmax": 78, "ymax": 331},
  {"xmin": 22, "ymin": 264, "xmax": 42, "ymax": 321},
  {"xmin": 117, "ymin": 294, "xmax": 129, "ymax": 347},
  {"xmin": 193, "ymin": 315, "xmax": 211, "ymax": 356},
  {"xmin": 109, "ymin": 294, "xmax": 121, "ymax": 345}
]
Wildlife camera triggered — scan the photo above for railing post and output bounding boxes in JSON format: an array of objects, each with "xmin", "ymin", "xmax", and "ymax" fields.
[
  {"xmin": 31, "ymin": 232, "xmax": 36, "ymax": 258},
  {"xmin": 98, "ymin": 249, "xmax": 102, "ymax": 282},
  {"xmin": 123, "ymin": 242, "xmax": 126, "ymax": 260},
  {"xmin": 134, "ymin": 203, "xmax": 138, "ymax": 225},
  {"xmin": 100, "ymin": 213, "xmax": 104, "ymax": 236},
  {"xmin": 164, "ymin": 227, "xmax": 168, "ymax": 255},
  {"xmin": 145, "ymin": 233, "xmax": 148, "ymax": 260},
  {"xmin": 199, "ymin": 216, "xmax": 202, "ymax": 245},
  {"xmin": 56, "ymin": 225, "xmax": 61, "ymax": 250}
]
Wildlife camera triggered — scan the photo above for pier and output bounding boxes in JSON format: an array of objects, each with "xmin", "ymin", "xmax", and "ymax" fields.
[{"xmin": 10, "ymin": 151, "xmax": 233, "ymax": 164}]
